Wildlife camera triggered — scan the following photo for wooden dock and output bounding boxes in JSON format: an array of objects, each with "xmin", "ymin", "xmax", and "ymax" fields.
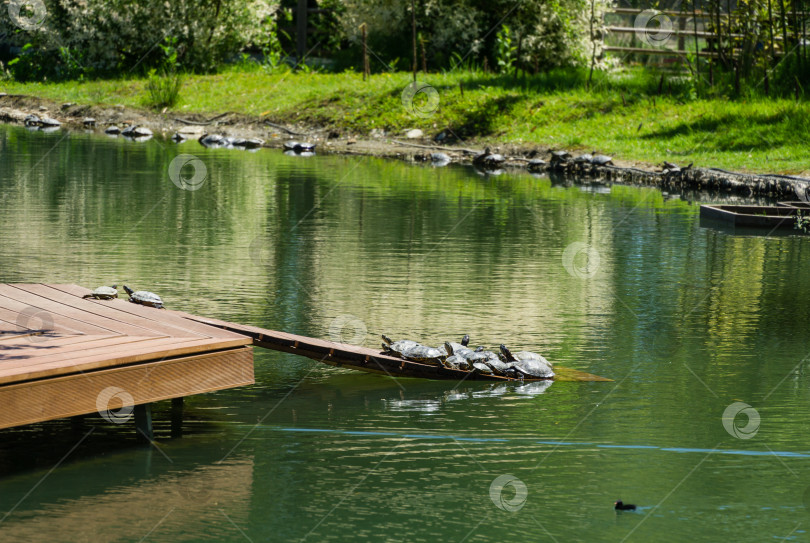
[
  {"xmin": 0, "ymin": 283, "xmax": 609, "ymax": 435},
  {"xmin": 0, "ymin": 284, "xmax": 254, "ymax": 433}
]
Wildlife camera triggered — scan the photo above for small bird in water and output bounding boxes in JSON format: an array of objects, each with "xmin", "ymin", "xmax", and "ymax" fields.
[{"xmin": 614, "ymin": 500, "xmax": 636, "ymax": 511}]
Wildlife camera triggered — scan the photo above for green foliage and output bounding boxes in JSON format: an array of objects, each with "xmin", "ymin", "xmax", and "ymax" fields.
[
  {"xmin": 0, "ymin": 0, "xmax": 281, "ymax": 77},
  {"xmin": 6, "ymin": 43, "xmax": 87, "ymax": 82},
  {"xmin": 145, "ymin": 38, "xmax": 183, "ymax": 109},
  {"xmin": 794, "ymin": 212, "xmax": 810, "ymax": 234},
  {"xmin": 495, "ymin": 25, "xmax": 516, "ymax": 74}
]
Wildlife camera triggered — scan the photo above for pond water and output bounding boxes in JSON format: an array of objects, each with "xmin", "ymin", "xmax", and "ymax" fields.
[{"xmin": 1, "ymin": 125, "xmax": 810, "ymax": 542}]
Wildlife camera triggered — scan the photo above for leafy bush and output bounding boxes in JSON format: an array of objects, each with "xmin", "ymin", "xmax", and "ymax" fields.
[
  {"xmin": 144, "ymin": 38, "xmax": 183, "ymax": 109},
  {"xmin": 0, "ymin": 0, "xmax": 280, "ymax": 78},
  {"xmin": 336, "ymin": 0, "xmax": 607, "ymax": 71}
]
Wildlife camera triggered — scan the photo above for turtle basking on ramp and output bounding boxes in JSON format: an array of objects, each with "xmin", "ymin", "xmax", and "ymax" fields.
[
  {"xmin": 123, "ymin": 285, "xmax": 165, "ymax": 309},
  {"xmin": 83, "ymin": 285, "xmax": 119, "ymax": 300},
  {"xmin": 382, "ymin": 335, "xmax": 445, "ymax": 365},
  {"xmin": 500, "ymin": 344, "xmax": 554, "ymax": 379}
]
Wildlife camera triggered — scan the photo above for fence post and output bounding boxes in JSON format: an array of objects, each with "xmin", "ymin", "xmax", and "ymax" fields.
[
  {"xmin": 361, "ymin": 23, "xmax": 369, "ymax": 80},
  {"xmin": 297, "ymin": 0, "xmax": 308, "ymax": 62}
]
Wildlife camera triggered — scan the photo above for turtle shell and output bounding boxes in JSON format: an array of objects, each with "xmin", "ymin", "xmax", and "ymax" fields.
[
  {"xmin": 85, "ymin": 286, "xmax": 118, "ymax": 300},
  {"xmin": 129, "ymin": 290, "xmax": 164, "ymax": 308},
  {"xmin": 399, "ymin": 344, "xmax": 445, "ymax": 363},
  {"xmin": 573, "ymin": 153, "xmax": 593, "ymax": 163},
  {"xmin": 512, "ymin": 351, "xmax": 552, "ymax": 366},
  {"xmin": 509, "ymin": 359, "xmax": 554, "ymax": 379},
  {"xmin": 471, "ymin": 362, "xmax": 494, "ymax": 374},
  {"xmin": 507, "ymin": 351, "xmax": 554, "ymax": 378}
]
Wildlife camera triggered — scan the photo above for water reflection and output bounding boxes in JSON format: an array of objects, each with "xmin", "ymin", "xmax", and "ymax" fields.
[{"xmin": 382, "ymin": 381, "xmax": 554, "ymax": 413}]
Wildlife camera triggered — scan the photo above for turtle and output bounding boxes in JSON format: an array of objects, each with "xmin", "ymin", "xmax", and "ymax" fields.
[
  {"xmin": 283, "ymin": 141, "xmax": 300, "ymax": 151},
  {"xmin": 105, "ymin": 126, "xmax": 121, "ymax": 135},
  {"xmin": 484, "ymin": 358, "xmax": 511, "ymax": 375},
  {"xmin": 82, "ymin": 117, "xmax": 96, "ymax": 127},
  {"xmin": 528, "ymin": 158, "xmax": 546, "ymax": 172},
  {"xmin": 24, "ymin": 114, "xmax": 41, "ymax": 127},
  {"xmin": 233, "ymin": 138, "xmax": 264, "ymax": 150},
  {"xmin": 662, "ymin": 161, "xmax": 679, "ymax": 170},
  {"xmin": 82, "ymin": 285, "xmax": 118, "ymax": 300},
  {"xmin": 283, "ymin": 141, "xmax": 316, "ymax": 153},
  {"xmin": 550, "ymin": 150, "xmax": 570, "ymax": 162},
  {"xmin": 199, "ymin": 133, "xmax": 225, "ymax": 147},
  {"xmin": 40, "ymin": 117, "xmax": 61, "ymax": 127},
  {"xmin": 473, "ymin": 147, "xmax": 505, "ymax": 169},
  {"xmin": 592, "ymin": 154, "xmax": 613, "ymax": 166},
  {"xmin": 471, "ymin": 361, "xmax": 495, "ymax": 375},
  {"xmin": 171, "ymin": 132, "xmax": 187, "ymax": 143},
  {"xmin": 444, "ymin": 341, "xmax": 477, "ymax": 362},
  {"xmin": 467, "ymin": 348, "xmax": 501, "ymax": 366},
  {"xmin": 123, "ymin": 285, "xmax": 164, "ymax": 309},
  {"xmin": 122, "ymin": 125, "xmax": 151, "ymax": 138},
  {"xmin": 430, "ymin": 152, "xmax": 451, "ymax": 166},
  {"xmin": 500, "ymin": 344, "xmax": 554, "ymax": 379},
  {"xmin": 381, "ymin": 335, "xmax": 445, "ymax": 365},
  {"xmin": 573, "ymin": 153, "xmax": 593, "ymax": 164},
  {"xmin": 291, "ymin": 142, "xmax": 316, "ymax": 153},
  {"xmin": 441, "ymin": 354, "xmax": 471, "ymax": 371},
  {"xmin": 441, "ymin": 334, "xmax": 470, "ymax": 356}
]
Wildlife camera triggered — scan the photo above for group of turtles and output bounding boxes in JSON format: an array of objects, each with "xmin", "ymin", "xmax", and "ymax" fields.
[
  {"xmin": 469, "ymin": 148, "xmax": 613, "ymax": 174},
  {"xmin": 83, "ymin": 285, "xmax": 165, "ymax": 309},
  {"xmin": 104, "ymin": 124, "xmax": 154, "ymax": 140},
  {"xmin": 381, "ymin": 334, "xmax": 554, "ymax": 380},
  {"xmin": 195, "ymin": 133, "xmax": 265, "ymax": 150},
  {"xmin": 550, "ymin": 150, "xmax": 614, "ymax": 167},
  {"xmin": 24, "ymin": 114, "xmax": 61, "ymax": 132}
]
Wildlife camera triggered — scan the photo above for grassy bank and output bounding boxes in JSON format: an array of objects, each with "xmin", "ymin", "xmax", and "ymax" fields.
[{"xmin": 3, "ymin": 67, "xmax": 809, "ymax": 174}]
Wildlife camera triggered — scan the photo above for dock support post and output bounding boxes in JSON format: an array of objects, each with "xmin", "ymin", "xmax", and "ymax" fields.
[
  {"xmin": 171, "ymin": 397, "xmax": 184, "ymax": 438},
  {"xmin": 70, "ymin": 414, "xmax": 85, "ymax": 431},
  {"xmin": 134, "ymin": 403, "xmax": 153, "ymax": 442}
]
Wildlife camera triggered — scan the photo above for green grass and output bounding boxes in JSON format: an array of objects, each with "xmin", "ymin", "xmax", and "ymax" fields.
[{"xmin": 3, "ymin": 66, "xmax": 809, "ymax": 174}]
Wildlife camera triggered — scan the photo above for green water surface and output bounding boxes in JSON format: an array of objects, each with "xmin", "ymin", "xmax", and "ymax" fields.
[{"xmin": 1, "ymin": 125, "xmax": 810, "ymax": 542}]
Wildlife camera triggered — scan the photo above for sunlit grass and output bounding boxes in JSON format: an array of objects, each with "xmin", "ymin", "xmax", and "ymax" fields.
[{"xmin": 2, "ymin": 67, "xmax": 808, "ymax": 174}]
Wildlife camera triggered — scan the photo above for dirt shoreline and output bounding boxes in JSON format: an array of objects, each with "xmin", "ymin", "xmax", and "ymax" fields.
[{"xmin": 2, "ymin": 93, "xmax": 809, "ymax": 201}]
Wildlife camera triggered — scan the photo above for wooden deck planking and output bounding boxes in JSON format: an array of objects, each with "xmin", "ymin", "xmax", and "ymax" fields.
[
  {"xmin": 52, "ymin": 284, "xmax": 249, "ymax": 339},
  {"xmin": 0, "ymin": 333, "xmax": 119, "ymax": 352},
  {"xmin": 0, "ymin": 286, "xmax": 162, "ymax": 337},
  {"xmin": 11, "ymin": 284, "xmax": 208, "ymax": 338},
  {"xmin": 0, "ymin": 335, "xmax": 155, "ymax": 366},
  {"xmin": 0, "ymin": 297, "xmax": 115, "ymax": 336}
]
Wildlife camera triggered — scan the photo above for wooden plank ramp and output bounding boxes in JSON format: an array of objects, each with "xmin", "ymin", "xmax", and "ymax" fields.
[{"xmin": 175, "ymin": 312, "xmax": 611, "ymax": 383}]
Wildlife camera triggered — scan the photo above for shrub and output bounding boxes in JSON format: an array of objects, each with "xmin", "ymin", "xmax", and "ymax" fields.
[{"xmin": 0, "ymin": 0, "xmax": 280, "ymax": 78}]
